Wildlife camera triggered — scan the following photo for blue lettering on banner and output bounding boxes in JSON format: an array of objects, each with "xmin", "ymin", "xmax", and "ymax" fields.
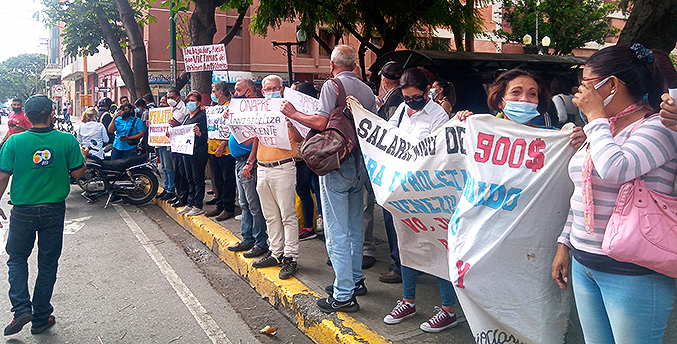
[
  {"xmin": 461, "ymin": 173, "xmax": 522, "ymax": 211},
  {"xmin": 386, "ymin": 195, "xmax": 457, "ymax": 215}
]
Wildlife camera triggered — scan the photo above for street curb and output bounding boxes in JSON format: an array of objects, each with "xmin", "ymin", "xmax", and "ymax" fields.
[{"xmin": 154, "ymin": 197, "xmax": 390, "ymax": 344}]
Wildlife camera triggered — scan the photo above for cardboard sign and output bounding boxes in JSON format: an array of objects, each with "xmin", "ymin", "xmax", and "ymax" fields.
[
  {"xmin": 183, "ymin": 44, "xmax": 228, "ymax": 72},
  {"xmin": 205, "ymin": 105, "xmax": 230, "ymax": 140},
  {"xmin": 169, "ymin": 124, "xmax": 196, "ymax": 155},
  {"xmin": 349, "ymin": 98, "xmax": 575, "ymax": 344},
  {"xmin": 228, "ymin": 98, "xmax": 291, "ymax": 150},
  {"xmin": 148, "ymin": 107, "xmax": 173, "ymax": 147}
]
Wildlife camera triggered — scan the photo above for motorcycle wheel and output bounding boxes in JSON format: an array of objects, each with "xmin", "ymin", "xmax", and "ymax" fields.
[{"xmin": 120, "ymin": 169, "xmax": 159, "ymax": 205}]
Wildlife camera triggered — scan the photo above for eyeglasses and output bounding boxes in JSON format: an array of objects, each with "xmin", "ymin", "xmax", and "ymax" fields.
[
  {"xmin": 403, "ymin": 94, "xmax": 425, "ymax": 102},
  {"xmin": 580, "ymin": 76, "xmax": 606, "ymax": 83},
  {"xmin": 262, "ymin": 86, "xmax": 282, "ymax": 93}
]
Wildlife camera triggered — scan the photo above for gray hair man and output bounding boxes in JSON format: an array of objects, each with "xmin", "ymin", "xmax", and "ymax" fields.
[{"xmin": 280, "ymin": 44, "xmax": 378, "ymax": 313}]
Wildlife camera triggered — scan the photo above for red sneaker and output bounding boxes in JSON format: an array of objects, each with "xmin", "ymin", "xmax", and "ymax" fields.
[
  {"xmin": 420, "ymin": 307, "xmax": 457, "ymax": 333},
  {"xmin": 384, "ymin": 300, "xmax": 416, "ymax": 324}
]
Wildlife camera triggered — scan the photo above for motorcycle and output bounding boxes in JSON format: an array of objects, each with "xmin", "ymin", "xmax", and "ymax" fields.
[{"xmin": 76, "ymin": 153, "xmax": 160, "ymax": 208}]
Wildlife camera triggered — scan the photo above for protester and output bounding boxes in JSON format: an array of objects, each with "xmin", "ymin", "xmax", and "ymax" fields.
[
  {"xmin": 173, "ymin": 91, "xmax": 208, "ymax": 217},
  {"xmin": 97, "ymin": 98, "xmax": 115, "ymax": 145},
  {"xmin": 205, "ymin": 81, "xmax": 236, "ymax": 221},
  {"xmin": 549, "ymin": 74, "xmax": 580, "ymax": 127},
  {"xmin": 1, "ymin": 99, "xmax": 31, "ymax": 147},
  {"xmin": 226, "ymin": 79, "xmax": 269, "ymax": 259},
  {"xmin": 142, "ymin": 93, "xmax": 156, "ymax": 109},
  {"xmin": 377, "ymin": 61, "xmax": 404, "ymax": 120},
  {"xmin": 431, "ymin": 79, "xmax": 455, "ymax": 116},
  {"xmin": 156, "ymin": 96, "xmax": 177, "ymax": 201},
  {"xmin": 292, "ymin": 82, "xmax": 320, "ymax": 241},
  {"xmin": 551, "ymin": 44, "xmax": 677, "ymax": 344},
  {"xmin": 119, "ymin": 95, "xmax": 129, "ymax": 105},
  {"xmin": 281, "ymin": 45, "xmax": 378, "ymax": 312},
  {"xmin": 0, "ymin": 95, "xmax": 87, "ymax": 336},
  {"xmin": 77, "ymin": 107, "xmax": 109, "ymax": 160},
  {"xmin": 107, "ymin": 103, "xmax": 145, "ymax": 160},
  {"xmin": 249, "ymin": 75, "xmax": 303, "ymax": 280},
  {"xmin": 167, "ymin": 89, "xmax": 191, "ymax": 207},
  {"xmin": 134, "ymin": 98, "xmax": 151, "ymax": 153}
]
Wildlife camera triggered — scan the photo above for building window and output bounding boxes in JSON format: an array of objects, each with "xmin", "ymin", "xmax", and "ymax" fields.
[
  {"xmin": 434, "ymin": 37, "xmax": 451, "ymax": 51},
  {"xmin": 318, "ymin": 29, "xmax": 337, "ymax": 57},
  {"xmin": 226, "ymin": 25, "xmax": 242, "ymax": 37}
]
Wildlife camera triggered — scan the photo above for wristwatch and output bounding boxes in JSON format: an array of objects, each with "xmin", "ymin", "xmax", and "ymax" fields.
[{"xmin": 246, "ymin": 160, "xmax": 255, "ymax": 166}]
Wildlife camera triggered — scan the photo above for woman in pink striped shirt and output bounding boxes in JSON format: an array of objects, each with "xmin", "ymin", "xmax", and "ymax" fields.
[{"xmin": 551, "ymin": 44, "xmax": 677, "ymax": 344}]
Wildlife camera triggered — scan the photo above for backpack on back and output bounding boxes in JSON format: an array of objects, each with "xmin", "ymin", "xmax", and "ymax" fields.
[{"xmin": 300, "ymin": 78, "xmax": 357, "ymax": 176}]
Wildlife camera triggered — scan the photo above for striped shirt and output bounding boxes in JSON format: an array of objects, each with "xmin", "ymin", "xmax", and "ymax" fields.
[{"xmin": 558, "ymin": 115, "xmax": 677, "ymax": 255}]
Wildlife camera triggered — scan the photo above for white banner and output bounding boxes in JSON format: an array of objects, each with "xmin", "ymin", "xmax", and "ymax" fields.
[
  {"xmin": 169, "ymin": 124, "xmax": 196, "ymax": 155},
  {"xmin": 350, "ymin": 98, "xmax": 574, "ymax": 344},
  {"xmin": 283, "ymin": 87, "xmax": 316, "ymax": 138},
  {"xmin": 228, "ymin": 98, "xmax": 291, "ymax": 150},
  {"xmin": 148, "ymin": 107, "xmax": 173, "ymax": 147},
  {"xmin": 206, "ymin": 105, "xmax": 230, "ymax": 140},
  {"xmin": 182, "ymin": 44, "xmax": 228, "ymax": 72}
]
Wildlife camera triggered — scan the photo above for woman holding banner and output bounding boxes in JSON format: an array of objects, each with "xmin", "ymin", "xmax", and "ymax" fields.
[
  {"xmin": 552, "ymin": 44, "xmax": 677, "ymax": 344},
  {"xmin": 382, "ymin": 67, "xmax": 459, "ymax": 333},
  {"xmin": 174, "ymin": 91, "xmax": 209, "ymax": 217}
]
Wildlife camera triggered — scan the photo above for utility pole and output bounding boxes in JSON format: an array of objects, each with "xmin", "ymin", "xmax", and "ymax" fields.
[{"xmin": 170, "ymin": 0, "xmax": 177, "ymax": 88}]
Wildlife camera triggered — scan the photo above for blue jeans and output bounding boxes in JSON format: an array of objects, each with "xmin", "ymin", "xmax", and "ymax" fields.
[
  {"xmin": 321, "ymin": 155, "xmax": 365, "ymax": 302},
  {"xmin": 6, "ymin": 202, "xmax": 66, "ymax": 326},
  {"xmin": 111, "ymin": 147, "xmax": 136, "ymax": 160},
  {"xmin": 572, "ymin": 257, "xmax": 675, "ymax": 344},
  {"xmin": 158, "ymin": 147, "xmax": 175, "ymax": 193},
  {"xmin": 401, "ymin": 265, "xmax": 456, "ymax": 307},
  {"xmin": 235, "ymin": 160, "xmax": 268, "ymax": 249}
]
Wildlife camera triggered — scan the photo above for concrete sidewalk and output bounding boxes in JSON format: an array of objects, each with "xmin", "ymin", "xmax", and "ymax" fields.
[{"xmin": 155, "ymin": 193, "xmax": 677, "ymax": 344}]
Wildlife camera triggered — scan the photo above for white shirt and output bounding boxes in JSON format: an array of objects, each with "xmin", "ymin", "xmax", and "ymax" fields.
[
  {"xmin": 77, "ymin": 121, "xmax": 109, "ymax": 159},
  {"xmin": 388, "ymin": 99, "xmax": 449, "ymax": 140}
]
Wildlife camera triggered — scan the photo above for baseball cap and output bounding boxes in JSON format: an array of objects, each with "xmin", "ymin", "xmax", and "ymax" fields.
[
  {"xmin": 379, "ymin": 61, "xmax": 403, "ymax": 80},
  {"xmin": 24, "ymin": 95, "xmax": 53, "ymax": 116}
]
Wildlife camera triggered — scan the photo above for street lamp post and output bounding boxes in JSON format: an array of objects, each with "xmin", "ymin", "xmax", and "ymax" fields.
[{"xmin": 271, "ymin": 30, "xmax": 307, "ymax": 85}]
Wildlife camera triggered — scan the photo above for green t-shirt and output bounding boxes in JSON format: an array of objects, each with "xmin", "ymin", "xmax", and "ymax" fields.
[{"xmin": 0, "ymin": 128, "xmax": 85, "ymax": 205}]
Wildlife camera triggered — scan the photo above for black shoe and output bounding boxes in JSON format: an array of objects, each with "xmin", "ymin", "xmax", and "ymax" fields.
[
  {"xmin": 165, "ymin": 195, "xmax": 178, "ymax": 203},
  {"xmin": 362, "ymin": 256, "xmax": 376, "ymax": 269},
  {"xmin": 299, "ymin": 227, "xmax": 317, "ymax": 241},
  {"xmin": 172, "ymin": 200, "xmax": 188, "ymax": 208},
  {"xmin": 317, "ymin": 295, "xmax": 359, "ymax": 313},
  {"xmin": 326, "ymin": 257, "xmax": 332, "ymax": 266},
  {"xmin": 324, "ymin": 278, "xmax": 367, "ymax": 296},
  {"xmin": 279, "ymin": 257, "xmax": 298, "ymax": 279},
  {"xmin": 205, "ymin": 198, "xmax": 218, "ymax": 206},
  {"xmin": 159, "ymin": 193, "xmax": 176, "ymax": 201},
  {"xmin": 156, "ymin": 190, "xmax": 167, "ymax": 199},
  {"xmin": 205, "ymin": 208, "xmax": 223, "ymax": 217},
  {"xmin": 30, "ymin": 315, "xmax": 55, "ymax": 335},
  {"xmin": 252, "ymin": 253, "xmax": 282, "ymax": 268},
  {"xmin": 4, "ymin": 312, "xmax": 32, "ymax": 336},
  {"xmin": 227, "ymin": 241, "xmax": 254, "ymax": 252},
  {"xmin": 243, "ymin": 245, "xmax": 268, "ymax": 258}
]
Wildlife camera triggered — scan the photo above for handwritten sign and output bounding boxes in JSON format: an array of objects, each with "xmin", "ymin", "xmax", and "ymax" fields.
[
  {"xmin": 283, "ymin": 87, "xmax": 316, "ymax": 137},
  {"xmin": 205, "ymin": 105, "xmax": 230, "ymax": 140},
  {"xmin": 350, "ymin": 98, "xmax": 575, "ymax": 344},
  {"xmin": 182, "ymin": 44, "xmax": 228, "ymax": 72},
  {"xmin": 148, "ymin": 107, "xmax": 172, "ymax": 147},
  {"xmin": 169, "ymin": 124, "xmax": 195, "ymax": 155},
  {"xmin": 228, "ymin": 98, "xmax": 291, "ymax": 150}
]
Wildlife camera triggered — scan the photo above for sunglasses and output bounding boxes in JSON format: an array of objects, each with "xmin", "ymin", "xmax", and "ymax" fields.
[{"xmin": 403, "ymin": 94, "xmax": 425, "ymax": 102}]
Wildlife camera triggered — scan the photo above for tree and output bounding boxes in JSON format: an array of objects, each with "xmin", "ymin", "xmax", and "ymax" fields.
[
  {"xmin": 617, "ymin": 0, "xmax": 677, "ymax": 52},
  {"xmin": 0, "ymin": 54, "xmax": 47, "ymax": 102},
  {"xmin": 251, "ymin": 0, "xmax": 491, "ymax": 81},
  {"xmin": 495, "ymin": 0, "xmax": 618, "ymax": 55},
  {"xmin": 41, "ymin": 0, "xmax": 151, "ymax": 99}
]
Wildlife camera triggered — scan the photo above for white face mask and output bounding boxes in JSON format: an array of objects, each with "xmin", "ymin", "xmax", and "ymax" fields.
[
  {"xmin": 593, "ymin": 76, "xmax": 615, "ymax": 107},
  {"xmin": 167, "ymin": 98, "xmax": 177, "ymax": 107}
]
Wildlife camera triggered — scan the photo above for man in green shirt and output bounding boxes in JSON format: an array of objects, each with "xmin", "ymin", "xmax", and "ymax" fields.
[{"xmin": 0, "ymin": 95, "xmax": 87, "ymax": 336}]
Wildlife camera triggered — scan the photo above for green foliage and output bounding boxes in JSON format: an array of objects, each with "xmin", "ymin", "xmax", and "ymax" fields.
[
  {"xmin": 0, "ymin": 54, "xmax": 47, "ymax": 103},
  {"xmin": 495, "ymin": 0, "xmax": 619, "ymax": 55}
]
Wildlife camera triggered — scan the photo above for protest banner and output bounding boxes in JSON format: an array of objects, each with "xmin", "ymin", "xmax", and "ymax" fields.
[
  {"xmin": 349, "ymin": 98, "xmax": 574, "ymax": 344},
  {"xmin": 148, "ymin": 107, "xmax": 172, "ymax": 146},
  {"xmin": 205, "ymin": 104, "xmax": 230, "ymax": 140},
  {"xmin": 169, "ymin": 124, "xmax": 196, "ymax": 155},
  {"xmin": 283, "ymin": 87, "xmax": 316, "ymax": 138},
  {"xmin": 182, "ymin": 44, "xmax": 228, "ymax": 72},
  {"xmin": 228, "ymin": 98, "xmax": 291, "ymax": 150}
]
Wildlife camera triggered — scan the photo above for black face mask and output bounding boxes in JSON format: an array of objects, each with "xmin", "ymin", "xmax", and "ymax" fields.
[
  {"xmin": 12, "ymin": 107, "xmax": 22, "ymax": 112},
  {"xmin": 232, "ymin": 94, "xmax": 246, "ymax": 99},
  {"xmin": 405, "ymin": 97, "xmax": 427, "ymax": 111},
  {"xmin": 122, "ymin": 111, "xmax": 133, "ymax": 119}
]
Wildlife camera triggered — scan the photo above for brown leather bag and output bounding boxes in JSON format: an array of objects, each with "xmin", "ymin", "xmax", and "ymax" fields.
[{"xmin": 300, "ymin": 78, "xmax": 357, "ymax": 176}]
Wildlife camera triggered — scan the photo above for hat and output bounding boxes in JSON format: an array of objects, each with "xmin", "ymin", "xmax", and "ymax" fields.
[
  {"xmin": 24, "ymin": 95, "xmax": 53, "ymax": 116},
  {"xmin": 379, "ymin": 61, "xmax": 403, "ymax": 80}
]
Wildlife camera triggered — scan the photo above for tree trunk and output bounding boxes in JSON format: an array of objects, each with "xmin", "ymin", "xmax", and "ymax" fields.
[
  {"xmin": 188, "ymin": 0, "xmax": 219, "ymax": 96},
  {"xmin": 617, "ymin": 0, "xmax": 677, "ymax": 52},
  {"xmin": 113, "ymin": 0, "xmax": 152, "ymax": 100},
  {"xmin": 88, "ymin": 0, "xmax": 137, "ymax": 99},
  {"xmin": 217, "ymin": 4, "xmax": 248, "ymax": 45}
]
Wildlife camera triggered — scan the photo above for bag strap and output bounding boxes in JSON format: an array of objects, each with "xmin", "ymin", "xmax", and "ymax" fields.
[
  {"xmin": 331, "ymin": 78, "xmax": 347, "ymax": 110},
  {"xmin": 396, "ymin": 106, "xmax": 406, "ymax": 127},
  {"xmin": 127, "ymin": 117, "xmax": 138, "ymax": 137}
]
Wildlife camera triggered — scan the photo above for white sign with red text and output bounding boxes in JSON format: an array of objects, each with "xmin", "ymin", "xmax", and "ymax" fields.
[
  {"xmin": 228, "ymin": 98, "xmax": 291, "ymax": 150},
  {"xmin": 182, "ymin": 44, "xmax": 228, "ymax": 72},
  {"xmin": 283, "ymin": 87, "xmax": 316, "ymax": 138}
]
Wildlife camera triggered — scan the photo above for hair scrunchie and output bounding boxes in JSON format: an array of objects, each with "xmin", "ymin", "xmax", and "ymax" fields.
[{"xmin": 630, "ymin": 43, "xmax": 654, "ymax": 64}]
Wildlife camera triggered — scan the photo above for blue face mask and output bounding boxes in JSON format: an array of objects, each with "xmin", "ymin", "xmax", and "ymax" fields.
[
  {"xmin": 429, "ymin": 88, "xmax": 438, "ymax": 100},
  {"xmin": 134, "ymin": 108, "xmax": 142, "ymax": 115},
  {"xmin": 186, "ymin": 101, "xmax": 198, "ymax": 112},
  {"xmin": 211, "ymin": 94, "xmax": 219, "ymax": 103},
  {"xmin": 503, "ymin": 100, "xmax": 540, "ymax": 124},
  {"xmin": 265, "ymin": 91, "xmax": 282, "ymax": 99}
]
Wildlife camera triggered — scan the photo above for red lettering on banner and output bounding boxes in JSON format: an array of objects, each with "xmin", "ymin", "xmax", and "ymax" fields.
[
  {"xmin": 456, "ymin": 260, "xmax": 470, "ymax": 289},
  {"xmin": 475, "ymin": 133, "xmax": 494, "ymax": 163},
  {"xmin": 438, "ymin": 239, "xmax": 449, "ymax": 250},
  {"xmin": 474, "ymin": 133, "xmax": 546, "ymax": 172},
  {"xmin": 433, "ymin": 217, "xmax": 450, "ymax": 231}
]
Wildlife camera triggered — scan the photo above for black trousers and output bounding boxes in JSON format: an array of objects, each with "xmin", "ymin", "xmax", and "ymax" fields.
[
  {"xmin": 181, "ymin": 151, "xmax": 208, "ymax": 209},
  {"xmin": 172, "ymin": 152, "xmax": 189, "ymax": 203},
  {"xmin": 213, "ymin": 154, "xmax": 236, "ymax": 213},
  {"xmin": 382, "ymin": 209, "xmax": 402, "ymax": 275}
]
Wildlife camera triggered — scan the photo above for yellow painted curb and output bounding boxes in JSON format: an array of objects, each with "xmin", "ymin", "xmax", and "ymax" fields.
[{"xmin": 155, "ymin": 197, "xmax": 390, "ymax": 344}]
